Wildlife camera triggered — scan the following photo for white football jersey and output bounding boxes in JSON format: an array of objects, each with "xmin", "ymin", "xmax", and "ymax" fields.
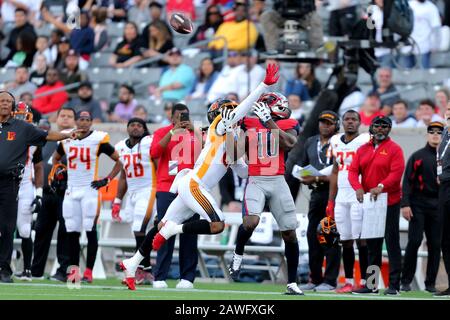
[
  {"xmin": 21, "ymin": 145, "xmax": 37, "ymax": 186},
  {"xmin": 115, "ymin": 135, "xmax": 156, "ymax": 193},
  {"xmin": 330, "ymin": 132, "xmax": 370, "ymax": 191},
  {"xmin": 60, "ymin": 131, "xmax": 110, "ymax": 187}
]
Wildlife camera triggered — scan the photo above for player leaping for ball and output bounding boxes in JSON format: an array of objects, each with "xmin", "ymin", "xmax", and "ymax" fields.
[
  {"xmin": 228, "ymin": 92, "xmax": 303, "ymax": 295},
  {"xmin": 119, "ymin": 64, "xmax": 280, "ymax": 290}
]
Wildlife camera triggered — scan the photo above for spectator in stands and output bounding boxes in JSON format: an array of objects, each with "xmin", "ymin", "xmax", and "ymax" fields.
[
  {"xmin": 359, "ymin": 92, "xmax": 383, "ymax": 126},
  {"xmin": 128, "ymin": 0, "xmax": 152, "ymax": 26},
  {"xmin": 230, "ymin": 50, "xmax": 265, "ymax": 101},
  {"xmin": 84, "ymin": 0, "xmax": 129, "ymax": 22},
  {"xmin": 416, "ymin": 99, "xmax": 444, "ymax": 127},
  {"xmin": 2, "ymin": 31, "xmax": 36, "ymax": 68},
  {"xmin": 260, "ymin": 0, "xmax": 323, "ymax": 51},
  {"xmin": 33, "ymin": 67, "xmax": 69, "ymax": 117},
  {"xmin": 370, "ymin": 0, "xmax": 394, "ymax": 67},
  {"xmin": 0, "ymin": 0, "xmax": 40, "ymax": 33},
  {"xmin": 160, "ymin": 101, "xmax": 174, "ymax": 125},
  {"xmin": 141, "ymin": 1, "xmax": 173, "ymax": 48},
  {"xmin": 166, "ymin": 0, "xmax": 195, "ymax": 20},
  {"xmin": 91, "ymin": 7, "xmax": 109, "ymax": 52},
  {"xmin": 154, "ymin": 48, "xmax": 195, "ymax": 101},
  {"xmin": 391, "ymin": 100, "xmax": 418, "ymax": 128},
  {"xmin": 400, "ymin": 0, "xmax": 441, "ymax": 69},
  {"xmin": 250, "ymin": 0, "xmax": 266, "ymax": 23},
  {"xmin": 4, "ymin": 66, "xmax": 37, "ymax": 98},
  {"xmin": 109, "ymin": 22, "xmax": 143, "ymax": 68},
  {"xmin": 435, "ymin": 87, "xmax": 450, "ymax": 119},
  {"xmin": 19, "ymin": 91, "xmax": 41, "ymax": 124},
  {"xmin": 288, "ymin": 94, "xmax": 305, "ymax": 128},
  {"xmin": 132, "ymin": 105, "xmax": 149, "ymax": 122},
  {"xmin": 65, "ymin": 81, "xmax": 104, "ymax": 123},
  {"xmin": 285, "ymin": 63, "xmax": 320, "ymax": 101},
  {"xmin": 207, "ymin": 51, "xmax": 242, "ymax": 102},
  {"xmin": 141, "ymin": 20, "xmax": 174, "ymax": 64},
  {"xmin": 370, "ymin": 68, "xmax": 400, "ymax": 116},
  {"xmin": 208, "ymin": 1, "xmax": 258, "ymax": 52},
  {"xmin": 49, "ymin": 29, "xmax": 64, "ymax": 64},
  {"xmin": 326, "ymin": 0, "xmax": 358, "ymax": 37},
  {"xmin": 32, "ymin": 36, "xmax": 53, "ymax": 68},
  {"xmin": 30, "ymin": 54, "xmax": 48, "ymax": 87},
  {"xmin": 110, "ymin": 84, "xmax": 138, "ymax": 123},
  {"xmin": 60, "ymin": 50, "xmax": 88, "ymax": 99},
  {"xmin": 54, "ymin": 37, "xmax": 71, "ymax": 71},
  {"xmin": 4, "ymin": 8, "xmax": 37, "ymax": 63},
  {"xmin": 188, "ymin": 4, "xmax": 223, "ymax": 45},
  {"xmin": 188, "ymin": 57, "xmax": 219, "ymax": 100}
]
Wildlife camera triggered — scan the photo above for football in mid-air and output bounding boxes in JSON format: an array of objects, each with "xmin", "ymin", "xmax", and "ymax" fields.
[{"xmin": 169, "ymin": 13, "xmax": 193, "ymax": 34}]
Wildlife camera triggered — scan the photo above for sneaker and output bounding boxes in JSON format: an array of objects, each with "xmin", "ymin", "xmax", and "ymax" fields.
[
  {"xmin": 119, "ymin": 259, "xmax": 137, "ymax": 291},
  {"xmin": 228, "ymin": 252, "xmax": 243, "ymax": 281},
  {"xmin": 135, "ymin": 267, "xmax": 153, "ymax": 286},
  {"xmin": 336, "ymin": 283, "xmax": 353, "ymax": 293},
  {"xmin": 176, "ymin": 279, "xmax": 194, "ymax": 289},
  {"xmin": 433, "ymin": 288, "xmax": 450, "ymax": 297},
  {"xmin": 285, "ymin": 283, "xmax": 304, "ymax": 295},
  {"xmin": 384, "ymin": 287, "xmax": 400, "ymax": 296},
  {"xmin": 0, "ymin": 272, "xmax": 13, "ymax": 283},
  {"xmin": 81, "ymin": 268, "xmax": 93, "ymax": 283},
  {"xmin": 400, "ymin": 283, "xmax": 411, "ymax": 292},
  {"xmin": 314, "ymin": 283, "xmax": 336, "ymax": 291},
  {"xmin": 153, "ymin": 280, "xmax": 168, "ymax": 289},
  {"xmin": 49, "ymin": 272, "xmax": 67, "ymax": 282},
  {"xmin": 15, "ymin": 270, "xmax": 32, "ymax": 281},
  {"xmin": 352, "ymin": 285, "xmax": 379, "ymax": 295},
  {"xmin": 299, "ymin": 282, "xmax": 317, "ymax": 291},
  {"xmin": 425, "ymin": 285, "xmax": 437, "ymax": 293}
]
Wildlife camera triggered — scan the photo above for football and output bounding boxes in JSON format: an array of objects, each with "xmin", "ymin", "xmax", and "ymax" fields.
[{"xmin": 169, "ymin": 12, "xmax": 193, "ymax": 34}]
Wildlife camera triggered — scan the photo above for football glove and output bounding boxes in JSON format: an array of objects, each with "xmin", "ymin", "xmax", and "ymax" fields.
[
  {"xmin": 91, "ymin": 177, "xmax": 111, "ymax": 190},
  {"xmin": 263, "ymin": 63, "xmax": 280, "ymax": 86},
  {"xmin": 252, "ymin": 102, "xmax": 271, "ymax": 123},
  {"xmin": 111, "ymin": 198, "xmax": 122, "ymax": 223},
  {"xmin": 221, "ymin": 107, "xmax": 236, "ymax": 132}
]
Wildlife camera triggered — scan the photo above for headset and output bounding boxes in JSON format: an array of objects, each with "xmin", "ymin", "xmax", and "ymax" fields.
[
  {"xmin": 318, "ymin": 110, "xmax": 340, "ymax": 133},
  {"xmin": 0, "ymin": 90, "xmax": 16, "ymax": 111}
]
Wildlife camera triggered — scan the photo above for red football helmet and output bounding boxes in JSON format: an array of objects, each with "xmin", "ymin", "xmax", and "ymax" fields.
[
  {"xmin": 13, "ymin": 101, "xmax": 33, "ymax": 123},
  {"xmin": 257, "ymin": 92, "xmax": 291, "ymax": 120}
]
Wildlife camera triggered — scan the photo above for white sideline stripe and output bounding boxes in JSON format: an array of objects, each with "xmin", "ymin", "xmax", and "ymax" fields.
[{"xmin": 0, "ymin": 283, "xmax": 446, "ymax": 300}]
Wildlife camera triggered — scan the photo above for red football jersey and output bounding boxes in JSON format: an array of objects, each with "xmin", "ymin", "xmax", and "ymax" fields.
[{"xmin": 242, "ymin": 117, "xmax": 300, "ymax": 176}]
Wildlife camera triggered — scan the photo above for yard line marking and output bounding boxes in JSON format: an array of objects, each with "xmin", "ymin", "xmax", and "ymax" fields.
[{"xmin": 0, "ymin": 283, "xmax": 446, "ymax": 300}]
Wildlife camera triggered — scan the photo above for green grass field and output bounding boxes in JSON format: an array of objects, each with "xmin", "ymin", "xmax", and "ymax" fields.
[{"xmin": 0, "ymin": 278, "xmax": 447, "ymax": 300}]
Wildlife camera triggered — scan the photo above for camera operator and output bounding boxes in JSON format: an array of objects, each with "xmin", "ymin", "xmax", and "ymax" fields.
[{"xmin": 260, "ymin": 0, "xmax": 323, "ymax": 52}]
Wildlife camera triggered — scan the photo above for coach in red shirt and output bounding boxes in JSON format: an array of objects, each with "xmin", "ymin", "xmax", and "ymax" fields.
[
  {"xmin": 150, "ymin": 103, "xmax": 202, "ymax": 289},
  {"xmin": 348, "ymin": 115, "xmax": 405, "ymax": 295}
]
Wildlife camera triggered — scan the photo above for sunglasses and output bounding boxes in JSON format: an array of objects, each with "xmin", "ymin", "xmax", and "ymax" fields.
[
  {"xmin": 427, "ymin": 130, "xmax": 443, "ymax": 135},
  {"xmin": 372, "ymin": 123, "xmax": 390, "ymax": 129}
]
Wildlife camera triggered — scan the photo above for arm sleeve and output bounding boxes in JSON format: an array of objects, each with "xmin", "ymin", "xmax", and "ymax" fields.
[
  {"xmin": 381, "ymin": 146, "xmax": 405, "ymax": 192},
  {"xmin": 57, "ymin": 142, "xmax": 65, "ymax": 156},
  {"xmin": 150, "ymin": 129, "xmax": 165, "ymax": 159},
  {"xmin": 401, "ymin": 153, "xmax": 416, "ymax": 207},
  {"xmin": 97, "ymin": 143, "xmax": 115, "ymax": 157},
  {"xmin": 32, "ymin": 147, "xmax": 43, "ymax": 164},
  {"xmin": 216, "ymin": 82, "xmax": 269, "ymax": 134},
  {"xmin": 219, "ymin": 170, "xmax": 234, "ymax": 206},
  {"xmin": 26, "ymin": 123, "xmax": 48, "ymax": 147},
  {"xmin": 348, "ymin": 149, "xmax": 363, "ymax": 191}
]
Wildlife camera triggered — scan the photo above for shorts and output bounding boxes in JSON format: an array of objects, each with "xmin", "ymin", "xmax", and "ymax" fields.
[
  {"xmin": 334, "ymin": 201, "xmax": 363, "ymax": 241},
  {"xmin": 17, "ymin": 182, "xmax": 35, "ymax": 238},
  {"xmin": 125, "ymin": 188, "xmax": 157, "ymax": 233},
  {"xmin": 163, "ymin": 174, "xmax": 223, "ymax": 224},
  {"xmin": 243, "ymin": 175, "xmax": 298, "ymax": 231},
  {"xmin": 63, "ymin": 185, "xmax": 100, "ymax": 232}
]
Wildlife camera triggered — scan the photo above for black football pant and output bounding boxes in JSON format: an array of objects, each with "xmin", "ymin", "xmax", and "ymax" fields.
[
  {"xmin": 439, "ymin": 181, "xmax": 450, "ymax": 287},
  {"xmin": 401, "ymin": 197, "xmax": 442, "ymax": 287},
  {"xmin": 306, "ymin": 190, "xmax": 341, "ymax": 287}
]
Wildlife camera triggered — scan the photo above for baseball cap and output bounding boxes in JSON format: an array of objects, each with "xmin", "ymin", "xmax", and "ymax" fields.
[
  {"xmin": 60, "ymin": 36, "xmax": 70, "ymax": 44},
  {"xmin": 168, "ymin": 48, "xmax": 182, "ymax": 56},
  {"xmin": 318, "ymin": 111, "xmax": 339, "ymax": 124},
  {"xmin": 149, "ymin": 1, "xmax": 163, "ymax": 9},
  {"xmin": 427, "ymin": 121, "xmax": 445, "ymax": 131},
  {"xmin": 75, "ymin": 110, "xmax": 92, "ymax": 120},
  {"xmin": 78, "ymin": 81, "xmax": 93, "ymax": 90},
  {"xmin": 371, "ymin": 115, "xmax": 392, "ymax": 126}
]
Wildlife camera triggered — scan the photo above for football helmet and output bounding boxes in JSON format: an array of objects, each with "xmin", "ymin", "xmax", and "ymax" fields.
[
  {"xmin": 257, "ymin": 92, "xmax": 291, "ymax": 120},
  {"xmin": 13, "ymin": 101, "xmax": 33, "ymax": 123},
  {"xmin": 317, "ymin": 216, "xmax": 340, "ymax": 248},
  {"xmin": 48, "ymin": 163, "xmax": 68, "ymax": 195},
  {"xmin": 207, "ymin": 99, "xmax": 238, "ymax": 124}
]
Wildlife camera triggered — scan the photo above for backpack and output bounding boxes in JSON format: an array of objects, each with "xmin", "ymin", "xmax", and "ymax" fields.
[{"xmin": 386, "ymin": 0, "xmax": 414, "ymax": 39}]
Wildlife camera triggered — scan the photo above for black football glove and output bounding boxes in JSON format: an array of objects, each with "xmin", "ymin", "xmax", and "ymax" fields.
[
  {"xmin": 91, "ymin": 177, "xmax": 111, "ymax": 190},
  {"xmin": 30, "ymin": 195, "xmax": 42, "ymax": 214}
]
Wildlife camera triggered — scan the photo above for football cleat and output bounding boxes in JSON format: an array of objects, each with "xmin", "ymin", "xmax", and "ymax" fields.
[
  {"xmin": 176, "ymin": 279, "xmax": 194, "ymax": 289},
  {"xmin": 285, "ymin": 283, "xmax": 304, "ymax": 295},
  {"xmin": 119, "ymin": 261, "xmax": 136, "ymax": 291},
  {"xmin": 228, "ymin": 252, "xmax": 243, "ymax": 281},
  {"xmin": 81, "ymin": 268, "xmax": 93, "ymax": 283},
  {"xmin": 15, "ymin": 270, "xmax": 32, "ymax": 281},
  {"xmin": 336, "ymin": 283, "xmax": 353, "ymax": 293},
  {"xmin": 135, "ymin": 267, "xmax": 154, "ymax": 285}
]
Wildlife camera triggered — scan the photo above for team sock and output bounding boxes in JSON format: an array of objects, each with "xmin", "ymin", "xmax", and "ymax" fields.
[
  {"xmin": 182, "ymin": 220, "xmax": 212, "ymax": 234},
  {"xmin": 67, "ymin": 232, "xmax": 81, "ymax": 267},
  {"xmin": 138, "ymin": 226, "xmax": 158, "ymax": 258},
  {"xmin": 21, "ymin": 237, "xmax": 33, "ymax": 271},
  {"xmin": 85, "ymin": 230, "xmax": 98, "ymax": 270},
  {"xmin": 135, "ymin": 234, "xmax": 150, "ymax": 268},
  {"xmin": 342, "ymin": 246, "xmax": 355, "ymax": 280},
  {"xmin": 284, "ymin": 241, "xmax": 300, "ymax": 284},
  {"xmin": 358, "ymin": 244, "xmax": 369, "ymax": 280},
  {"xmin": 129, "ymin": 251, "xmax": 145, "ymax": 269},
  {"xmin": 235, "ymin": 224, "xmax": 254, "ymax": 255}
]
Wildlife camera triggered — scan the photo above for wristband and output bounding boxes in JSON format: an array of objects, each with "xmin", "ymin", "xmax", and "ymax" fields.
[
  {"xmin": 36, "ymin": 187, "xmax": 43, "ymax": 198},
  {"xmin": 113, "ymin": 198, "xmax": 122, "ymax": 204}
]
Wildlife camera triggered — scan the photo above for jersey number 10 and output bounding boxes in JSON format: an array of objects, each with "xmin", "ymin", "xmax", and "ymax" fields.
[{"xmin": 124, "ymin": 154, "xmax": 144, "ymax": 178}]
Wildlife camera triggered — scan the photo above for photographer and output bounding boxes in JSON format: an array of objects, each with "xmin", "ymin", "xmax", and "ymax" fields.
[{"xmin": 260, "ymin": 0, "xmax": 323, "ymax": 52}]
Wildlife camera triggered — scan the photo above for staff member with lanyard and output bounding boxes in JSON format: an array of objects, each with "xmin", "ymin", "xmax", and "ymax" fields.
[
  {"xmin": 435, "ymin": 101, "xmax": 450, "ymax": 297},
  {"xmin": 0, "ymin": 91, "xmax": 79, "ymax": 283},
  {"xmin": 299, "ymin": 111, "xmax": 341, "ymax": 292}
]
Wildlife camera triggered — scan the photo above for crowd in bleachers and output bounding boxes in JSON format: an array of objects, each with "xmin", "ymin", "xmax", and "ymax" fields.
[{"xmin": 0, "ymin": 0, "xmax": 449, "ymax": 127}]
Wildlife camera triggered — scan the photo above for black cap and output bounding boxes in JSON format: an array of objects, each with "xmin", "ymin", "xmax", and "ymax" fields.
[
  {"xmin": 60, "ymin": 36, "xmax": 70, "ymax": 44},
  {"xmin": 75, "ymin": 110, "xmax": 92, "ymax": 120},
  {"xmin": 149, "ymin": 1, "xmax": 163, "ymax": 9},
  {"xmin": 427, "ymin": 121, "xmax": 445, "ymax": 131},
  {"xmin": 127, "ymin": 117, "xmax": 150, "ymax": 136},
  {"xmin": 318, "ymin": 110, "xmax": 339, "ymax": 124},
  {"xmin": 78, "ymin": 81, "xmax": 92, "ymax": 90},
  {"xmin": 371, "ymin": 115, "xmax": 392, "ymax": 126}
]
